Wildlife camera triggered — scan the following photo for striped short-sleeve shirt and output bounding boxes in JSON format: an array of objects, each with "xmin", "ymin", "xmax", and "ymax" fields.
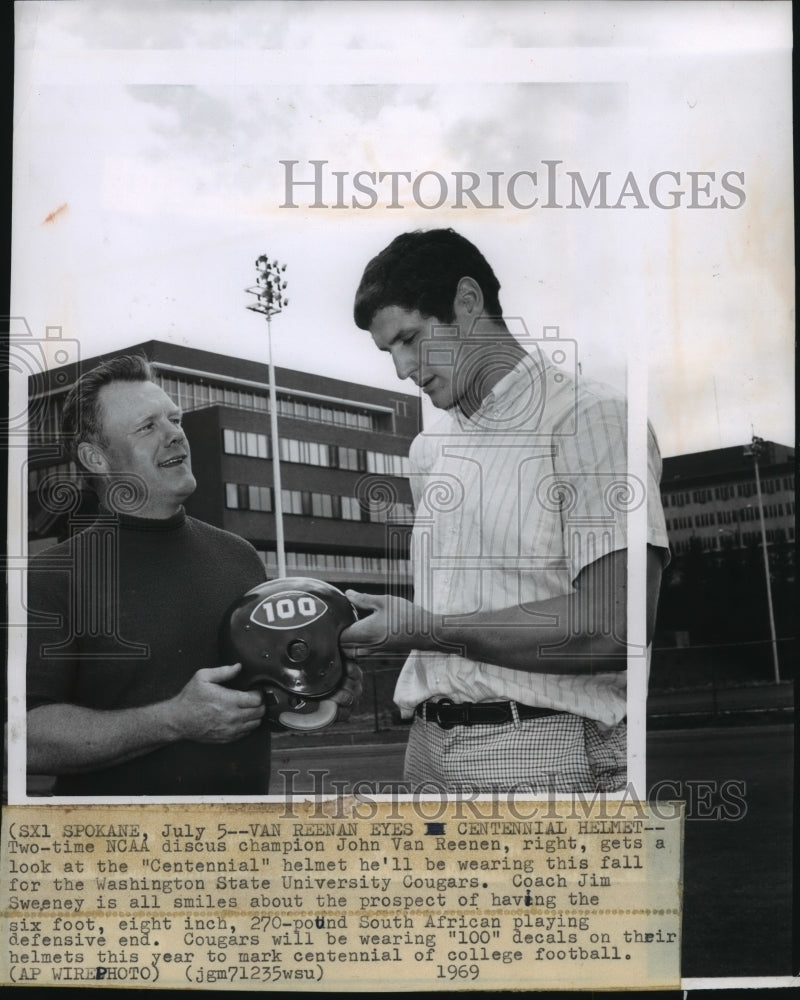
[{"xmin": 393, "ymin": 349, "xmax": 669, "ymax": 725}]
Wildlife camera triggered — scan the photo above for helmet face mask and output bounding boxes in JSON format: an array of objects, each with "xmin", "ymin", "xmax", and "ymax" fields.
[{"xmin": 222, "ymin": 577, "xmax": 358, "ymax": 730}]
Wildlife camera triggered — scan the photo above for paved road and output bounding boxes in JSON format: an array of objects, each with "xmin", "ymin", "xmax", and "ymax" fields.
[
  {"xmin": 647, "ymin": 724, "xmax": 794, "ymax": 979},
  {"xmin": 271, "ymin": 724, "xmax": 794, "ymax": 981},
  {"xmin": 270, "ymin": 742, "xmax": 404, "ymax": 794}
]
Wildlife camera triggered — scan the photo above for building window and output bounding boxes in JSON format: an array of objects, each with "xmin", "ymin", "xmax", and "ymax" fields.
[
  {"xmin": 155, "ymin": 372, "xmax": 269, "ymax": 414},
  {"xmin": 281, "ymin": 489, "xmax": 305, "ymax": 515},
  {"xmin": 225, "ymin": 482, "xmax": 272, "ymax": 510},
  {"xmin": 341, "ymin": 496, "xmax": 366, "ymax": 522},
  {"xmin": 257, "ymin": 550, "xmax": 412, "ymax": 579},
  {"xmin": 335, "ymin": 446, "xmax": 366, "ymax": 472},
  {"xmin": 311, "ymin": 493, "xmax": 335, "ymax": 518},
  {"xmin": 154, "ymin": 370, "xmax": 395, "ymax": 428},
  {"xmin": 367, "ymin": 501, "xmax": 415, "ymax": 524},
  {"xmin": 248, "ymin": 485, "xmax": 272, "ymax": 512},
  {"xmin": 308, "ymin": 441, "xmax": 329, "ymax": 466},
  {"xmin": 226, "ymin": 431, "xmax": 407, "ymax": 477},
  {"xmin": 278, "ymin": 438, "xmax": 333, "ymax": 467},
  {"xmin": 223, "ymin": 428, "xmax": 269, "ymax": 459},
  {"xmin": 366, "ymin": 451, "xmax": 411, "ymax": 477},
  {"xmin": 277, "ymin": 396, "xmax": 377, "ymax": 431},
  {"xmin": 225, "ymin": 482, "xmax": 412, "ymax": 522},
  {"xmin": 281, "ymin": 439, "xmax": 299, "ymax": 464}
]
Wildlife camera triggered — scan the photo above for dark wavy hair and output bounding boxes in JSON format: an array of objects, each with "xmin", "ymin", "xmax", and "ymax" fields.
[
  {"xmin": 61, "ymin": 354, "xmax": 154, "ymax": 461},
  {"xmin": 353, "ymin": 229, "xmax": 503, "ymax": 330}
]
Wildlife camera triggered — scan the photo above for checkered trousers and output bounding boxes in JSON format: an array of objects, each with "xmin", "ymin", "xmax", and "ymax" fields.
[{"xmin": 403, "ymin": 712, "xmax": 626, "ymax": 795}]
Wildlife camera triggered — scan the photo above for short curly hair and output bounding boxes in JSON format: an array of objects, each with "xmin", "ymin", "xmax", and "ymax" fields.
[{"xmin": 354, "ymin": 229, "xmax": 503, "ymax": 330}]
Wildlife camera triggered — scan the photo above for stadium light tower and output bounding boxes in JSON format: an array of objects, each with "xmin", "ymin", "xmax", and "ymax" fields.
[
  {"xmin": 743, "ymin": 435, "xmax": 780, "ymax": 683},
  {"xmin": 246, "ymin": 255, "xmax": 289, "ymax": 579}
]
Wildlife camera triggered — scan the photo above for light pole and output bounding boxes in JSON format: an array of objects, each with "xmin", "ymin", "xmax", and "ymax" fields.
[
  {"xmin": 246, "ymin": 255, "xmax": 288, "ymax": 579},
  {"xmin": 743, "ymin": 435, "xmax": 780, "ymax": 683}
]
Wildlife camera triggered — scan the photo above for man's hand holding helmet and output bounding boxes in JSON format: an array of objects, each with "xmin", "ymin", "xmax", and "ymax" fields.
[
  {"xmin": 222, "ymin": 578, "xmax": 363, "ymax": 731},
  {"xmin": 326, "ymin": 659, "xmax": 362, "ymax": 723}
]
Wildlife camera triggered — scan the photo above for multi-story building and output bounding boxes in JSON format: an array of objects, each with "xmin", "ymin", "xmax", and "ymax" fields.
[
  {"xmin": 28, "ymin": 341, "xmax": 795, "ymax": 583},
  {"xmin": 27, "ymin": 340, "xmax": 420, "ymax": 593},
  {"xmin": 660, "ymin": 441, "xmax": 795, "ymax": 556}
]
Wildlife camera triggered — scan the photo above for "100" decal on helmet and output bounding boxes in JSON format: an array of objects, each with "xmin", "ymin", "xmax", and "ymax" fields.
[{"xmin": 249, "ymin": 590, "xmax": 328, "ymax": 630}]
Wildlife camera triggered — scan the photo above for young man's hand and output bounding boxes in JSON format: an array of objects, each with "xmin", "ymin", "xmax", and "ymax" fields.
[{"xmin": 340, "ymin": 591, "xmax": 432, "ymax": 655}]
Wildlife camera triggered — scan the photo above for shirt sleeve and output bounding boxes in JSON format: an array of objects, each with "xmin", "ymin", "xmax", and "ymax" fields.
[
  {"xmin": 552, "ymin": 392, "xmax": 669, "ymax": 582},
  {"xmin": 407, "ymin": 432, "xmax": 430, "ymax": 510},
  {"xmin": 238, "ymin": 536, "xmax": 269, "ymax": 586},
  {"xmin": 26, "ymin": 550, "xmax": 80, "ymax": 710}
]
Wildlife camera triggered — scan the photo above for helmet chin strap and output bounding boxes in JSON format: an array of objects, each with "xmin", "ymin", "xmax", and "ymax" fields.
[{"xmin": 277, "ymin": 699, "xmax": 338, "ymax": 731}]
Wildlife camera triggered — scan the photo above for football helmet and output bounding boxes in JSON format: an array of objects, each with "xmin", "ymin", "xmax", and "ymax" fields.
[{"xmin": 222, "ymin": 577, "xmax": 358, "ymax": 731}]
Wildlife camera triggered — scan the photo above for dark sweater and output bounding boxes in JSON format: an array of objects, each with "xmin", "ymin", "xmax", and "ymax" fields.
[{"xmin": 27, "ymin": 509, "xmax": 269, "ymax": 796}]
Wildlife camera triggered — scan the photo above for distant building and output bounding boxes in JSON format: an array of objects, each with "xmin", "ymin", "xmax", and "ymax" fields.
[
  {"xmin": 27, "ymin": 340, "xmax": 420, "ymax": 593},
  {"xmin": 660, "ymin": 441, "xmax": 795, "ymax": 556}
]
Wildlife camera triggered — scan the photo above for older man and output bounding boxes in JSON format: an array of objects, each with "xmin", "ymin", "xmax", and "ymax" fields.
[{"xmin": 27, "ymin": 354, "xmax": 356, "ymax": 795}]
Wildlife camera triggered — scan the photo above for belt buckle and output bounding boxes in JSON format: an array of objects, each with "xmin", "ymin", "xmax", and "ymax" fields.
[{"xmin": 435, "ymin": 698, "xmax": 470, "ymax": 730}]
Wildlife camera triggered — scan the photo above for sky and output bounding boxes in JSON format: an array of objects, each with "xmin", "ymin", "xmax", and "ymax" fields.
[{"xmin": 10, "ymin": 0, "xmax": 795, "ymax": 457}]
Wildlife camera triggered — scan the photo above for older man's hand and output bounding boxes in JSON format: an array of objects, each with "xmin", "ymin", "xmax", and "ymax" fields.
[{"xmin": 328, "ymin": 655, "xmax": 363, "ymax": 722}]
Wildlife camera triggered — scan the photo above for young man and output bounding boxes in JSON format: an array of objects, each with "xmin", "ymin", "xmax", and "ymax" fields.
[
  {"xmin": 26, "ymin": 355, "xmax": 358, "ymax": 796},
  {"xmin": 341, "ymin": 229, "xmax": 668, "ymax": 794}
]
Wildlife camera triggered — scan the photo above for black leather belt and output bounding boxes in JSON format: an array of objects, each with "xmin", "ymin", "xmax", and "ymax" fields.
[{"xmin": 414, "ymin": 699, "xmax": 561, "ymax": 730}]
